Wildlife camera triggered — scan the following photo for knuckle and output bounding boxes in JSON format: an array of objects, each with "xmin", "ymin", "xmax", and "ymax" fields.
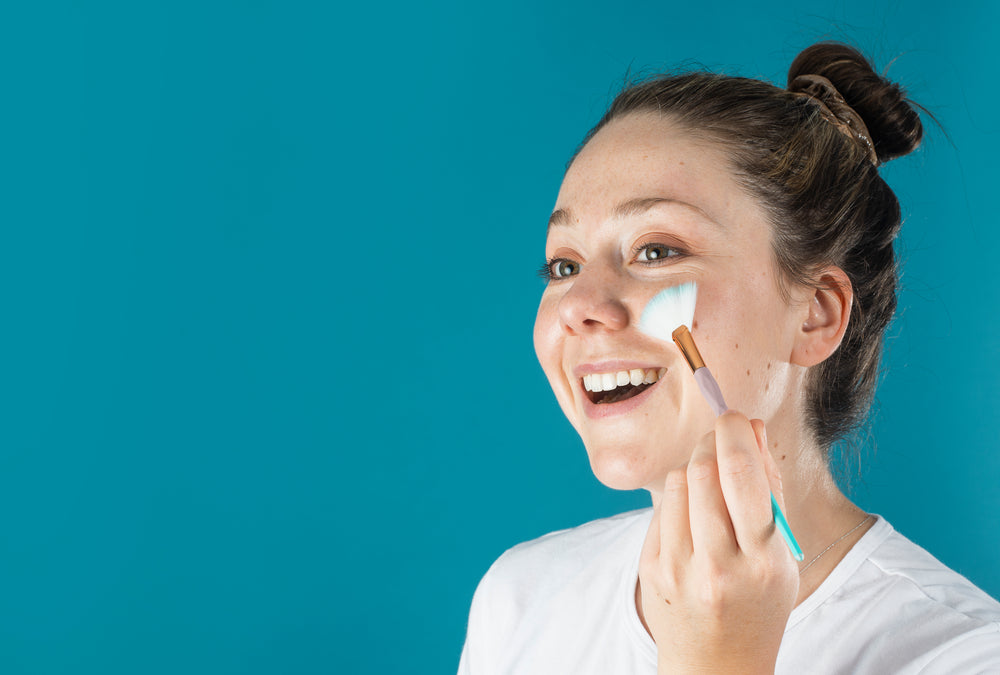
[
  {"xmin": 687, "ymin": 456, "xmax": 718, "ymax": 482},
  {"xmin": 664, "ymin": 467, "xmax": 688, "ymax": 491},
  {"xmin": 696, "ymin": 430, "xmax": 717, "ymax": 450},
  {"xmin": 639, "ymin": 553, "xmax": 683, "ymax": 591},
  {"xmin": 747, "ymin": 559, "xmax": 771, "ymax": 587},
  {"xmin": 719, "ymin": 450, "xmax": 757, "ymax": 479},
  {"xmin": 696, "ymin": 568, "xmax": 733, "ymax": 608}
]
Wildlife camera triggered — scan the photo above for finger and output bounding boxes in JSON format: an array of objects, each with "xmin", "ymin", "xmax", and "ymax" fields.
[
  {"xmin": 640, "ymin": 504, "xmax": 661, "ymax": 572},
  {"xmin": 686, "ymin": 431, "xmax": 738, "ymax": 559},
  {"xmin": 659, "ymin": 467, "xmax": 693, "ymax": 559},
  {"xmin": 715, "ymin": 411, "xmax": 773, "ymax": 553},
  {"xmin": 751, "ymin": 418, "xmax": 786, "ymax": 513}
]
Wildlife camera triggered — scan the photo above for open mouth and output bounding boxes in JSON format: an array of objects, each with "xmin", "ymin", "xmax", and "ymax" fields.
[{"xmin": 583, "ymin": 368, "xmax": 665, "ymax": 405}]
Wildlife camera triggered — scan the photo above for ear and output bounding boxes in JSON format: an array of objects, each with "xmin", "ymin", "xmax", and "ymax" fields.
[{"xmin": 790, "ymin": 267, "xmax": 853, "ymax": 368}]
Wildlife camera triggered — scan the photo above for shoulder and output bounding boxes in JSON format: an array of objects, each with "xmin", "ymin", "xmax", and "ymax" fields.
[
  {"xmin": 497, "ymin": 508, "xmax": 653, "ymax": 565},
  {"xmin": 865, "ymin": 523, "xmax": 1000, "ymax": 671},
  {"xmin": 793, "ymin": 517, "xmax": 1000, "ymax": 673},
  {"xmin": 459, "ymin": 509, "xmax": 652, "ymax": 673},
  {"xmin": 482, "ymin": 507, "xmax": 652, "ymax": 594},
  {"xmin": 865, "ymin": 522, "xmax": 1000, "ymax": 626},
  {"xmin": 460, "ymin": 509, "xmax": 652, "ymax": 672},
  {"xmin": 468, "ymin": 508, "xmax": 651, "ymax": 619}
]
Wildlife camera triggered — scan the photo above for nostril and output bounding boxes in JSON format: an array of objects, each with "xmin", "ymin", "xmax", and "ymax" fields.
[{"xmin": 562, "ymin": 299, "xmax": 629, "ymax": 333}]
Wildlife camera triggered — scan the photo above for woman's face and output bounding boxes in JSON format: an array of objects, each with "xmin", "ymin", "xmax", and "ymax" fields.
[{"xmin": 534, "ymin": 113, "xmax": 809, "ymax": 492}]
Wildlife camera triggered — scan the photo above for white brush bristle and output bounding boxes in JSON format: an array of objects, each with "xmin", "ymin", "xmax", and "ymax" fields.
[{"xmin": 638, "ymin": 282, "xmax": 698, "ymax": 342}]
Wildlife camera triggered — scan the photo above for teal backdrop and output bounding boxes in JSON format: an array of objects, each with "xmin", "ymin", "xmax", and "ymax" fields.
[{"xmin": 2, "ymin": 1, "xmax": 997, "ymax": 673}]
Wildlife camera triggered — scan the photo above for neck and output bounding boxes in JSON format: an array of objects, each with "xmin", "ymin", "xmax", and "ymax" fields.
[{"xmin": 777, "ymin": 443, "xmax": 873, "ymax": 604}]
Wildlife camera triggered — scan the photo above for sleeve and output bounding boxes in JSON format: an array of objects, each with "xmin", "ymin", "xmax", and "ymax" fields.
[
  {"xmin": 918, "ymin": 623, "xmax": 1000, "ymax": 674},
  {"xmin": 457, "ymin": 569, "xmax": 496, "ymax": 675}
]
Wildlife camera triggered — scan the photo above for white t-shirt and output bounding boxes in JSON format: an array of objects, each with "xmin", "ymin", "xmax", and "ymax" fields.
[{"xmin": 458, "ymin": 509, "xmax": 1000, "ymax": 674}]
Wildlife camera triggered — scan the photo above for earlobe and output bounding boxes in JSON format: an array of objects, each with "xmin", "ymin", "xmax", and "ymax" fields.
[{"xmin": 790, "ymin": 268, "xmax": 853, "ymax": 368}]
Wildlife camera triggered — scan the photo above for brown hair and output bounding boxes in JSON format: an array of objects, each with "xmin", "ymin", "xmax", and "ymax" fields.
[{"xmin": 576, "ymin": 42, "xmax": 923, "ymax": 452}]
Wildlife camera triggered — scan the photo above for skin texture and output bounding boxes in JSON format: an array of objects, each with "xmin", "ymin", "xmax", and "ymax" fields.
[{"xmin": 533, "ymin": 113, "xmax": 874, "ymax": 672}]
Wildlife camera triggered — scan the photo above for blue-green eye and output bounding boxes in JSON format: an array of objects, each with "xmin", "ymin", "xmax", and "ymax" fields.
[
  {"xmin": 537, "ymin": 257, "xmax": 580, "ymax": 281},
  {"xmin": 635, "ymin": 244, "xmax": 679, "ymax": 262}
]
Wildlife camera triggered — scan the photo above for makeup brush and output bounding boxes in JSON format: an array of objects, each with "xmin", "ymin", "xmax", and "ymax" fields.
[{"xmin": 639, "ymin": 282, "xmax": 804, "ymax": 561}]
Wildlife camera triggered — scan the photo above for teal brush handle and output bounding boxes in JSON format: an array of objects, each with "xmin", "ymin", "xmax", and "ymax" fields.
[
  {"xmin": 771, "ymin": 493, "xmax": 804, "ymax": 561},
  {"xmin": 694, "ymin": 366, "xmax": 804, "ymax": 562}
]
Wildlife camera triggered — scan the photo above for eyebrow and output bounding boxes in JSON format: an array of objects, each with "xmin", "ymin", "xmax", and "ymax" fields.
[{"xmin": 547, "ymin": 197, "xmax": 720, "ymax": 232}]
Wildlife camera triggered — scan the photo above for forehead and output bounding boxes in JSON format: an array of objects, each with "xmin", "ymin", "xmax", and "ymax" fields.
[{"xmin": 554, "ymin": 113, "xmax": 758, "ymax": 231}]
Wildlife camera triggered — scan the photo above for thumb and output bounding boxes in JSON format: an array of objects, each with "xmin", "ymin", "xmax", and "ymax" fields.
[{"xmin": 638, "ymin": 505, "xmax": 662, "ymax": 592}]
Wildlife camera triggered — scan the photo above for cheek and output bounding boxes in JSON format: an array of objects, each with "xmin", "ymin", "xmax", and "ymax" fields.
[
  {"xmin": 690, "ymin": 280, "xmax": 796, "ymax": 412},
  {"xmin": 533, "ymin": 295, "xmax": 562, "ymax": 375},
  {"xmin": 534, "ymin": 295, "xmax": 579, "ymax": 420}
]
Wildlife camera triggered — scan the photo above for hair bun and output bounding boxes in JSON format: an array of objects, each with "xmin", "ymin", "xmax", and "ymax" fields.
[{"xmin": 788, "ymin": 42, "xmax": 923, "ymax": 163}]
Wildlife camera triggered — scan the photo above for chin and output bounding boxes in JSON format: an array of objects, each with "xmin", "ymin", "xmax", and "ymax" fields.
[{"xmin": 585, "ymin": 442, "xmax": 664, "ymax": 492}]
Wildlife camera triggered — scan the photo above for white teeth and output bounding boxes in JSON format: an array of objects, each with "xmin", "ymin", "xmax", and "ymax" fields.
[
  {"xmin": 584, "ymin": 373, "xmax": 599, "ymax": 392},
  {"xmin": 582, "ymin": 368, "xmax": 665, "ymax": 394}
]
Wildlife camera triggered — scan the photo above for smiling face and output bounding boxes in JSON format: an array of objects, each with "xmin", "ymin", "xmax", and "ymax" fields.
[{"xmin": 534, "ymin": 113, "xmax": 812, "ymax": 492}]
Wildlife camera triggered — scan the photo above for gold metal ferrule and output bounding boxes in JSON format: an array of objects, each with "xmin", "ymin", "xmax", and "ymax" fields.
[{"xmin": 671, "ymin": 325, "xmax": 705, "ymax": 372}]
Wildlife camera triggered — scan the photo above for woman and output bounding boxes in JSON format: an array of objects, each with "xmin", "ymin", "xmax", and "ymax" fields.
[{"xmin": 459, "ymin": 42, "xmax": 1000, "ymax": 673}]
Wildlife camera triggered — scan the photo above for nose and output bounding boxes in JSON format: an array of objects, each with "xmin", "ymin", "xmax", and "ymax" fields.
[{"xmin": 557, "ymin": 270, "xmax": 630, "ymax": 335}]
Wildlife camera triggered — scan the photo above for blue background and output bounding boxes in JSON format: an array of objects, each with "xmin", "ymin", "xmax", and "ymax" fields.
[{"xmin": 2, "ymin": 1, "xmax": 997, "ymax": 673}]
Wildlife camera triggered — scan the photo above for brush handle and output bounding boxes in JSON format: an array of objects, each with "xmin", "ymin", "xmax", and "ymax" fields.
[
  {"xmin": 693, "ymin": 367, "xmax": 728, "ymax": 416},
  {"xmin": 771, "ymin": 494, "xmax": 804, "ymax": 561},
  {"xmin": 693, "ymin": 366, "xmax": 804, "ymax": 561}
]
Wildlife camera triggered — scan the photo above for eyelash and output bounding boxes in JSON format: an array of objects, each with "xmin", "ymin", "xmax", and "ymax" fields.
[
  {"xmin": 537, "ymin": 243, "xmax": 683, "ymax": 282},
  {"xmin": 536, "ymin": 258, "xmax": 577, "ymax": 281}
]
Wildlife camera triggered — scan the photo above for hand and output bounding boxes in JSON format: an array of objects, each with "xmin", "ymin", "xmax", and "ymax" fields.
[{"xmin": 639, "ymin": 411, "xmax": 799, "ymax": 674}]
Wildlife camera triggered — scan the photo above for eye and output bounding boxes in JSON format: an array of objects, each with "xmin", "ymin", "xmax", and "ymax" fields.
[
  {"xmin": 552, "ymin": 259, "xmax": 580, "ymax": 277},
  {"xmin": 537, "ymin": 257, "xmax": 580, "ymax": 281},
  {"xmin": 634, "ymin": 243, "xmax": 680, "ymax": 263}
]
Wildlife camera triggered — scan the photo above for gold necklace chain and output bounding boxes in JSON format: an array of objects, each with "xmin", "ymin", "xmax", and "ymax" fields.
[{"xmin": 798, "ymin": 514, "xmax": 874, "ymax": 576}]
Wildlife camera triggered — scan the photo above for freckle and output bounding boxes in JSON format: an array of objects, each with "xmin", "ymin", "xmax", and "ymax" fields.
[
  {"xmin": 692, "ymin": 320, "xmax": 699, "ymax": 329},
  {"xmin": 767, "ymin": 362, "xmax": 771, "ymax": 370},
  {"xmin": 746, "ymin": 369, "xmax": 750, "ymax": 376},
  {"xmin": 780, "ymin": 455, "xmax": 786, "ymax": 461},
  {"xmin": 735, "ymin": 343, "xmax": 739, "ymax": 349},
  {"xmin": 764, "ymin": 383, "xmax": 769, "ymax": 391}
]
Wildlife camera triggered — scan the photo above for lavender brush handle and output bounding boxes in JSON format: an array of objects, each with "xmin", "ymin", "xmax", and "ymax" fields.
[{"xmin": 693, "ymin": 367, "xmax": 728, "ymax": 416}]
